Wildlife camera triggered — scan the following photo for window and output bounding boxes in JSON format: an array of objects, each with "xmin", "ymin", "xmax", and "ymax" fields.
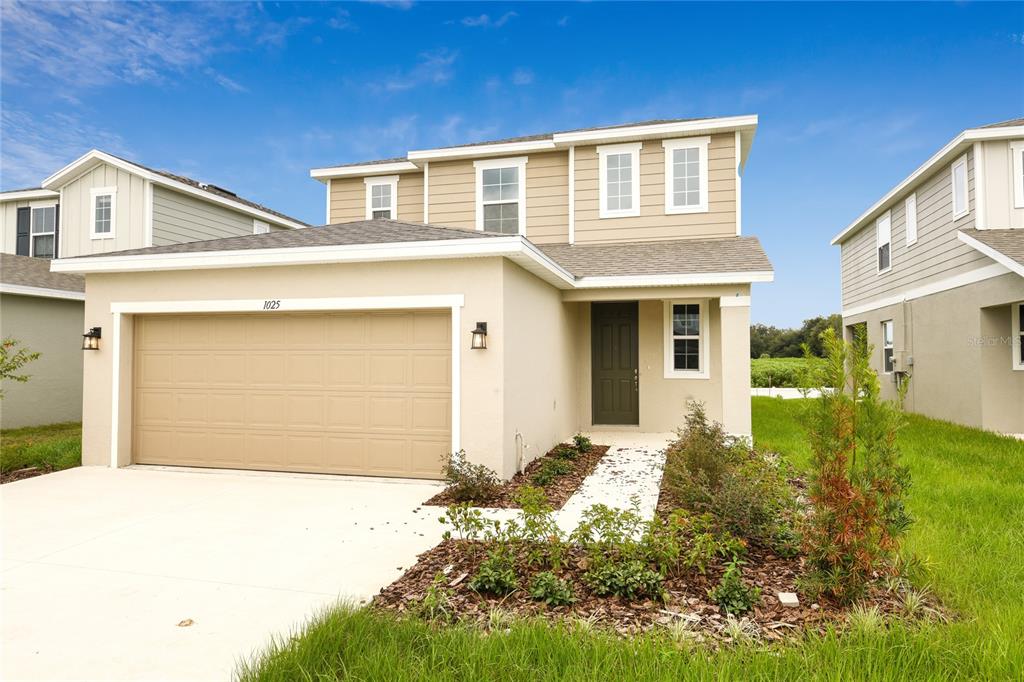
[
  {"xmin": 597, "ymin": 142, "xmax": 641, "ymax": 218},
  {"xmin": 1013, "ymin": 302, "xmax": 1023, "ymax": 371},
  {"xmin": 663, "ymin": 300, "xmax": 708, "ymax": 379},
  {"xmin": 905, "ymin": 193, "xmax": 918, "ymax": 246},
  {"xmin": 1011, "ymin": 141, "xmax": 1024, "ymax": 209},
  {"xmin": 364, "ymin": 175, "xmax": 398, "ymax": 220},
  {"xmin": 474, "ymin": 157, "xmax": 526, "ymax": 234},
  {"xmin": 253, "ymin": 220, "xmax": 270, "ymax": 235},
  {"xmin": 876, "ymin": 210, "xmax": 891, "ymax": 273},
  {"xmin": 951, "ymin": 155, "xmax": 968, "ymax": 219},
  {"xmin": 90, "ymin": 187, "xmax": 116, "ymax": 239},
  {"xmin": 663, "ymin": 137, "xmax": 709, "ymax": 214},
  {"xmin": 881, "ymin": 320, "xmax": 894, "ymax": 374},
  {"xmin": 30, "ymin": 205, "xmax": 56, "ymax": 259}
]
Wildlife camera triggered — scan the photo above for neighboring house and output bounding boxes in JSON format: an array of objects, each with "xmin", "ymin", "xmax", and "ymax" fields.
[
  {"xmin": 53, "ymin": 115, "xmax": 773, "ymax": 480},
  {"xmin": 0, "ymin": 150, "xmax": 307, "ymax": 429},
  {"xmin": 831, "ymin": 118, "xmax": 1024, "ymax": 435}
]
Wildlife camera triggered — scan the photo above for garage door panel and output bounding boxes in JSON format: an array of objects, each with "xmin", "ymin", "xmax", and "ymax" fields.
[{"xmin": 134, "ymin": 311, "xmax": 450, "ymax": 479}]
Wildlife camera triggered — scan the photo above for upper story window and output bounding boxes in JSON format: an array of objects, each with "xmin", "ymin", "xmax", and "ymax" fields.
[
  {"xmin": 1011, "ymin": 141, "xmax": 1024, "ymax": 209},
  {"xmin": 663, "ymin": 137, "xmax": 710, "ymax": 214},
  {"xmin": 663, "ymin": 300, "xmax": 708, "ymax": 379},
  {"xmin": 951, "ymin": 155, "xmax": 969, "ymax": 219},
  {"xmin": 876, "ymin": 210, "xmax": 891, "ymax": 273},
  {"xmin": 90, "ymin": 187, "xmax": 116, "ymax": 239},
  {"xmin": 905, "ymin": 193, "xmax": 918, "ymax": 246},
  {"xmin": 597, "ymin": 142, "xmax": 641, "ymax": 218},
  {"xmin": 474, "ymin": 157, "xmax": 526, "ymax": 234},
  {"xmin": 364, "ymin": 176, "xmax": 398, "ymax": 220},
  {"xmin": 881, "ymin": 319, "xmax": 894, "ymax": 373},
  {"xmin": 30, "ymin": 205, "xmax": 57, "ymax": 259}
]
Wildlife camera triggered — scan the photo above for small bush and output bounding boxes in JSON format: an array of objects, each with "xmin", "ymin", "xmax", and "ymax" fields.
[
  {"xmin": 551, "ymin": 444, "xmax": 579, "ymax": 461},
  {"xmin": 531, "ymin": 457, "xmax": 573, "ymax": 486},
  {"xmin": 583, "ymin": 558, "xmax": 665, "ymax": 601},
  {"xmin": 573, "ymin": 433, "xmax": 592, "ymax": 453},
  {"xmin": 708, "ymin": 560, "xmax": 761, "ymax": 615},
  {"xmin": 441, "ymin": 450, "xmax": 500, "ymax": 503},
  {"xmin": 529, "ymin": 571, "xmax": 576, "ymax": 607},
  {"xmin": 469, "ymin": 551, "xmax": 518, "ymax": 595}
]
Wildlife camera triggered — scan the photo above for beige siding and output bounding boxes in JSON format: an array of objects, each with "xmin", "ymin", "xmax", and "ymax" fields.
[
  {"xmin": 329, "ymin": 174, "xmax": 425, "ymax": 224},
  {"xmin": 841, "ymin": 148, "xmax": 983, "ymax": 309},
  {"xmin": 525, "ymin": 152, "xmax": 570, "ymax": 244},
  {"xmin": 427, "ymin": 160, "xmax": 476, "ymax": 229},
  {"xmin": 573, "ymin": 133, "xmax": 737, "ymax": 244},
  {"xmin": 978, "ymin": 138, "xmax": 1024, "ymax": 229},
  {"xmin": 151, "ymin": 186, "xmax": 253, "ymax": 246},
  {"xmin": 59, "ymin": 162, "xmax": 148, "ymax": 257},
  {"xmin": 397, "ymin": 173, "xmax": 424, "ymax": 223}
]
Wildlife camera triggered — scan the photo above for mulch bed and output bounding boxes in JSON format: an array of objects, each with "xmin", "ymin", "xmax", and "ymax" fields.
[
  {"xmin": 0, "ymin": 466, "xmax": 51, "ymax": 484},
  {"xmin": 424, "ymin": 444, "xmax": 610, "ymax": 510}
]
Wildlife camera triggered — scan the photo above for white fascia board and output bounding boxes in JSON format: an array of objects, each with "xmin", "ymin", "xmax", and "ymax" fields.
[
  {"xmin": 551, "ymin": 115, "xmax": 758, "ymax": 146},
  {"xmin": 408, "ymin": 139, "xmax": 556, "ymax": 162},
  {"xmin": 0, "ymin": 283, "xmax": 85, "ymax": 301},
  {"xmin": 957, "ymin": 231, "xmax": 1024, "ymax": 277},
  {"xmin": 0, "ymin": 188, "xmax": 60, "ymax": 202},
  {"xmin": 42, "ymin": 150, "xmax": 308, "ymax": 231},
  {"xmin": 309, "ymin": 161, "xmax": 419, "ymax": 181},
  {"xmin": 831, "ymin": 125, "xmax": 1024, "ymax": 246},
  {"xmin": 574, "ymin": 270, "xmax": 774, "ymax": 289}
]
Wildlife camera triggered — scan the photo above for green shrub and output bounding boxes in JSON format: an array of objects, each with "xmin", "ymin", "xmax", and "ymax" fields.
[
  {"xmin": 572, "ymin": 433, "xmax": 592, "ymax": 453},
  {"xmin": 515, "ymin": 486, "xmax": 566, "ymax": 570},
  {"xmin": 441, "ymin": 450, "xmax": 500, "ymax": 503},
  {"xmin": 529, "ymin": 571, "xmax": 576, "ymax": 606},
  {"xmin": 531, "ymin": 457, "xmax": 573, "ymax": 486},
  {"xmin": 469, "ymin": 551, "xmax": 518, "ymax": 595},
  {"xmin": 708, "ymin": 560, "xmax": 761, "ymax": 615},
  {"xmin": 551, "ymin": 444, "xmax": 579, "ymax": 461},
  {"xmin": 583, "ymin": 558, "xmax": 665, "ymax": 601}
]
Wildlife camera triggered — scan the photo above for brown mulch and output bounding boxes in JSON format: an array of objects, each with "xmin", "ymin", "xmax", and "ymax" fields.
[
  {"xmin": 0, "ymin": 466, "xmax": 51, "ymax": 484},
  {"xmin": 424, "ymin": 445, "xmax": 610, "ymax": 510},
  {"xmin": 372, "ymin": 539, "xmax": 932, "ymax": 644}
]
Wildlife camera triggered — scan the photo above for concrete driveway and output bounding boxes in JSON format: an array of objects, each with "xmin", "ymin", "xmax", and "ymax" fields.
[{"xmin": 1, "ymin": 466, "xmax": 446, "ymax": 681}]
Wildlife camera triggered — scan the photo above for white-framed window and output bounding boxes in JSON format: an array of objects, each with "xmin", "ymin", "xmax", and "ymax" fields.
[
  {"xmin": 905, "ymin": 193, "xmax": 918, "ymax": 246},
  {"xmin": 1012, "ymin": 302, "xmax": 1023, "ymax": 371},
  {"xmin": 364, "ymin": 175, "xmax": 398, "ymax": 220},
  {"xmin": 474, "ymin": 156, "xmax": 526, "ymax": 234},
  {"xmin": 951, "ymin": 155, "xmax": 969, "ymax": 219},
  {"xmin": 90, "ymin": 186, "xmax": 116, "ymax": 239},
  {"xmin": 876, "ymin": 210, "xmax": 891, "ymax": 274},
  {"xmin": 881, "ymin": 319, "xmax": 894, "ymax": 374},
  {"xmin": 253, "ymin": 220, "xmax": 270, "ymax": 235},
  {"xmin": 1011, "ymin": 141, "xmax": 1024, "ymax": 210},
  {"xmin": 663, "ymin": 300, "xmax": 709, "ymax": 379},
  {"xmin": 597, "ymin": 142, "xmax": 641, "ymax": 218},
  {"xmin": 662, "ymin": 136, "xmax": 709, "ymax": 214},
  {"xmin": 30, "ymin": 204, "xmax": 57, "ymax": 259}
]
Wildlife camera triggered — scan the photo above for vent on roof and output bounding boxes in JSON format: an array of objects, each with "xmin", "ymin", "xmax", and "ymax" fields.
[{"xmin": 200, "ymin": 183, "xmax": 237, "ymax": 197}]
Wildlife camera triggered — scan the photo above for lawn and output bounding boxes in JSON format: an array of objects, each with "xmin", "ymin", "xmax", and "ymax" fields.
[
  {"xmin": 237, "ymin": 399, "xmax": 1024, "ymax": 681},
  {"xmin": 0, "ymin": 422, "xmax": 82, "ymax": 482},
  {"xmin": 750, "ymin": 356, "xmax": 824, "ymax": 388}
]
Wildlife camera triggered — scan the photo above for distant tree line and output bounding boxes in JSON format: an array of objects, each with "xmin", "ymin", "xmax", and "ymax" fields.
[{"xmin": 750, "ymin": 314, "xmax": 842, "ymax": 358}]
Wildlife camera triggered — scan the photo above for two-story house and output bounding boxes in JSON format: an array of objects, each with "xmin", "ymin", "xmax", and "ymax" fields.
[
  {"xmin": 832, "ymin": 118, "xmax": 1024, "ymax": 436},
  {"xmin": 0, "ymin": 150, "xmax": 306, "ymax": 429},
  {"xmin": 52, "ymin": 115, "xmax": 773, "ymax": 480}
]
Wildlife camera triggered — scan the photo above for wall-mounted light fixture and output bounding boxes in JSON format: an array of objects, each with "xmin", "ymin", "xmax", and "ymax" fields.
[
  {"xmin": 82, "ymin": 327, "xmax": 102, "ymax": 351},
  {"xmin": 470, "ymin": 322, "xmax": 488, "ymax": 350}
]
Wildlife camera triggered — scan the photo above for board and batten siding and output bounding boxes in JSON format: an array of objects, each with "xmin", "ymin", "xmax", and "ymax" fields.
[
  {"xmin": 1, "ymin": 198, "xmax": 56, "ymax": 255},
  {"xmin": 840, "ymin": 148, "xmax": 984, "ymax": 310},
  {"xmin": 59, "ymin": 161, "xmax": 147, "ymax": 258},
  {"xmin": 977, "ymin": 138, "xmax": 1024, "ymax": 229},
  {"xmin": 151, "ymin": 186, "xmax": 256, "ymax": 246}
]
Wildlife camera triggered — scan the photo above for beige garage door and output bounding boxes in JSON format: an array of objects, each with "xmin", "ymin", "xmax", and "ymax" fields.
[{"xmin": 133, "ymin": 310, "xmax": 451, "ymax": 479}]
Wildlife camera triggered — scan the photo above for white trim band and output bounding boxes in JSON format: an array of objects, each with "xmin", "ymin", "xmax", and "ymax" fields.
[{"xmin": 0, "ymin": 283, "xmax": 85, "ymax": 301}]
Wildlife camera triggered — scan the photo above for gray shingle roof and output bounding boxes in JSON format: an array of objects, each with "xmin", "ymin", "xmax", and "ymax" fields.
[
  {"xmin": 959, "ymin": 228, "xmax": 1024, "ymax": 270},
  {"xmin": 1, "ymin": 253, "xmax": 84, "ymax": 292},
  {"xmin": 977, "ymin": 117, "xmax": 1024, "ymax": 129},
  {"xmin": 538, "ymin": 237, "xmax": 773, "ymax": 278},
  {"xmin": 71, "ymin": 219, "xmax": 500, "ymax": 258}
]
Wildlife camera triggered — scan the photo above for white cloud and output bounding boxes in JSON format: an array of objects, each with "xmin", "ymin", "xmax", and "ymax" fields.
[
  {"xmin": 0, "ymin": 108, "xmax": 131, "ymax": 189},
  {"xmin": 204, "ymin": 68, "xmax": 248, "ymax": 93},
  {"xmin": 461, "ymin": 11, "xmax": 516, "ymax": 28},
  {"xmin": 378, "ymin": 49, "xmax": 458, "ymax": 92},
  {"xmin": 511, "ymin": 68, "xmax": 534, "ymax": 86},
  {"xmin": 361, "ymin": 0, "xmax": 415, "ymax": 9},
  {"xmin": 327, "ymin": 8, "xmax": 355, "ymax": 30}
]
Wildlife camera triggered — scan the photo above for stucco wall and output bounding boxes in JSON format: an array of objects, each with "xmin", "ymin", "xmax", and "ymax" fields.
[{"xmin": 0, "ymin": 293, "xmax": 84, "ymax": 428}]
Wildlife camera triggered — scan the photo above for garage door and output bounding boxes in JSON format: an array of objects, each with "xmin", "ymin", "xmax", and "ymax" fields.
[{"xmin": 132, "ymin": 310, "xmax": 451, "ymax": 479}]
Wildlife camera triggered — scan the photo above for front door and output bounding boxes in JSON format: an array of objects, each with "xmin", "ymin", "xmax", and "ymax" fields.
[{"xmin": 591, "ymin": 301, "xmax": 639, "ymax": 425}]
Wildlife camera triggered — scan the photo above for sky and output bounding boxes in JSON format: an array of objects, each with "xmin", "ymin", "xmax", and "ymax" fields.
[{"xmin": 1, "ymin": 1, "xmax": 1022, "ymax": 326}]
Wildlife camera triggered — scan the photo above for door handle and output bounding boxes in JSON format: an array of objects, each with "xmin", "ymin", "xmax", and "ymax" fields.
[{"xmin": 634, "ymin": 368, "xmax": 639, "ymax": 392}]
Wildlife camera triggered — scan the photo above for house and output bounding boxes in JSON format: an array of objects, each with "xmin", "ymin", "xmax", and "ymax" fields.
[
  {"xmin": 0, "ymin": 151, "xmax": 307, "ymax": 429},
  {"xmin": 831, "ymin": 118, "xmax": 1024, "ymax": 435},
  {"xmin": 52, "ymin": 115, "xmax": 773, "ymax": 480}
]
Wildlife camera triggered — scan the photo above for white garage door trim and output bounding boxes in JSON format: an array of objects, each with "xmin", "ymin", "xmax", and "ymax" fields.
[{"xmin": 108, "ymin": 295, "xmax": 464, "ymax": 469}]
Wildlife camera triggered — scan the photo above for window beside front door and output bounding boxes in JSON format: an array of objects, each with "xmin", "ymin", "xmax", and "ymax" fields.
[
  {"xmin": 474, "ymin": 157, "xmax": 526, "ymax": 234},
  {"xmin": 364, "ymin": 176, "xmax": 398, "ymax": 220},
  {"xmin": 881, "ymin": 319, "xmax": 894, "ymax": 373},
  {"xmin": 664, "ymin": 300, "xmax": 709, "ymax": 379}
]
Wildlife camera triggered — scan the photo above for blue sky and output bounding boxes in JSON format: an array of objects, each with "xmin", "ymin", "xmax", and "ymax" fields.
[{"xmin": 2, "ymin": 1, "xmax": 1022, "ymax": 326}]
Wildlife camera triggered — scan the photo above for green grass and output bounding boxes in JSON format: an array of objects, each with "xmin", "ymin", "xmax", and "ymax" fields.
[
  {"xmin": 751, "ymin": 356, "xmax": 824, "ymax": 388},
  {"xmin": 237, "ymin": 399, "xmax": 1024, "ymax": 681},
  {"xmin": 0, "ymin": 421, "xmax": 81, "ymax": 474}
]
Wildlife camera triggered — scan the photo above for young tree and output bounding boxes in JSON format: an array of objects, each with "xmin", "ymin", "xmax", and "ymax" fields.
[{"xmin": 0, "ymin": 337, "xmax": 41, "ymax": 398}]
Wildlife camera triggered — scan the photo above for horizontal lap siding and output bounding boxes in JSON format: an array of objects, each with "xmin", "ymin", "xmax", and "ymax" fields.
[
  {"xmin": 428, "ymin": 160, "xmax": 475, "ymax": 229},
  {"xmin": 61, "ymin": 162, "xmax": 147, "ymax": 257},
  {"xmin": 328, "ymin": 173, "xmax": 425, "ymax": 224},
  {"xmin": 151, "ymin": 187, "xmax": 253, "ymax": 246},
  {"xmin": 398, "ymin": 174, "xmax": 424, "ymax": 223},
  {"xmin": 841, "ymin": 149, "xmax": 982, "ymax": 309},
  {"xmin": 525, "ymin": 152, "xmax": 569, "ymax": 243}
]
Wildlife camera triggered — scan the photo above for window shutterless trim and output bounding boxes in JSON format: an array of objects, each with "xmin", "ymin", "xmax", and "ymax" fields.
[
  {"xmin": 876, "ymin": 209, "xmax": 891, "ymax": 274},
  {"xmin": 663, "ymin": 299, "xmax": 709, "ymax": 379},
  {"xmin": 951, "ymin": 155, "xmax": 969, "ymax": 219},
  {"xmin": 597, "ymin": 142, "xmax": 641, "ymax": 219},
  {"xmin": 881, "ymin": 319, "xmax": 894, "ymax": 374},
  {"xmin": 364, "ymin": 175, "xmax": 399, "ymax": 221},
  {"xmin": 473, "ymin": 156, "xmax": 527, "ymax": 235},
  {"xmin": 29, "ymin": 203, "xmax": 58, "ymax": 258},
  {"xmin": 662, "ymin": 136, "xmax": 710, "ymax": 215},
  {"xmin": 90, "ymin": 186, "xmax": 117, "ymax": 239},
  {"xmin": 1011, "ymin": 141, "xmax": 1024, "ymax": 210},
  {"xmin": 904, "ymin": 193, "xmax": 917, "ymax": 246}
]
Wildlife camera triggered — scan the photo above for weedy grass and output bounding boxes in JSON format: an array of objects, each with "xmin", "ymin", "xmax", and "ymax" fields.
[{"xmin": 0, "ymin": 422, "xmax": 81, "ymax": 475}]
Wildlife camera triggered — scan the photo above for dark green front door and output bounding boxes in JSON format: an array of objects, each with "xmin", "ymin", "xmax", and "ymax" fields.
[{"xmin": 591, "ymin": 302, "xmax": 639, "ymax": 425}]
